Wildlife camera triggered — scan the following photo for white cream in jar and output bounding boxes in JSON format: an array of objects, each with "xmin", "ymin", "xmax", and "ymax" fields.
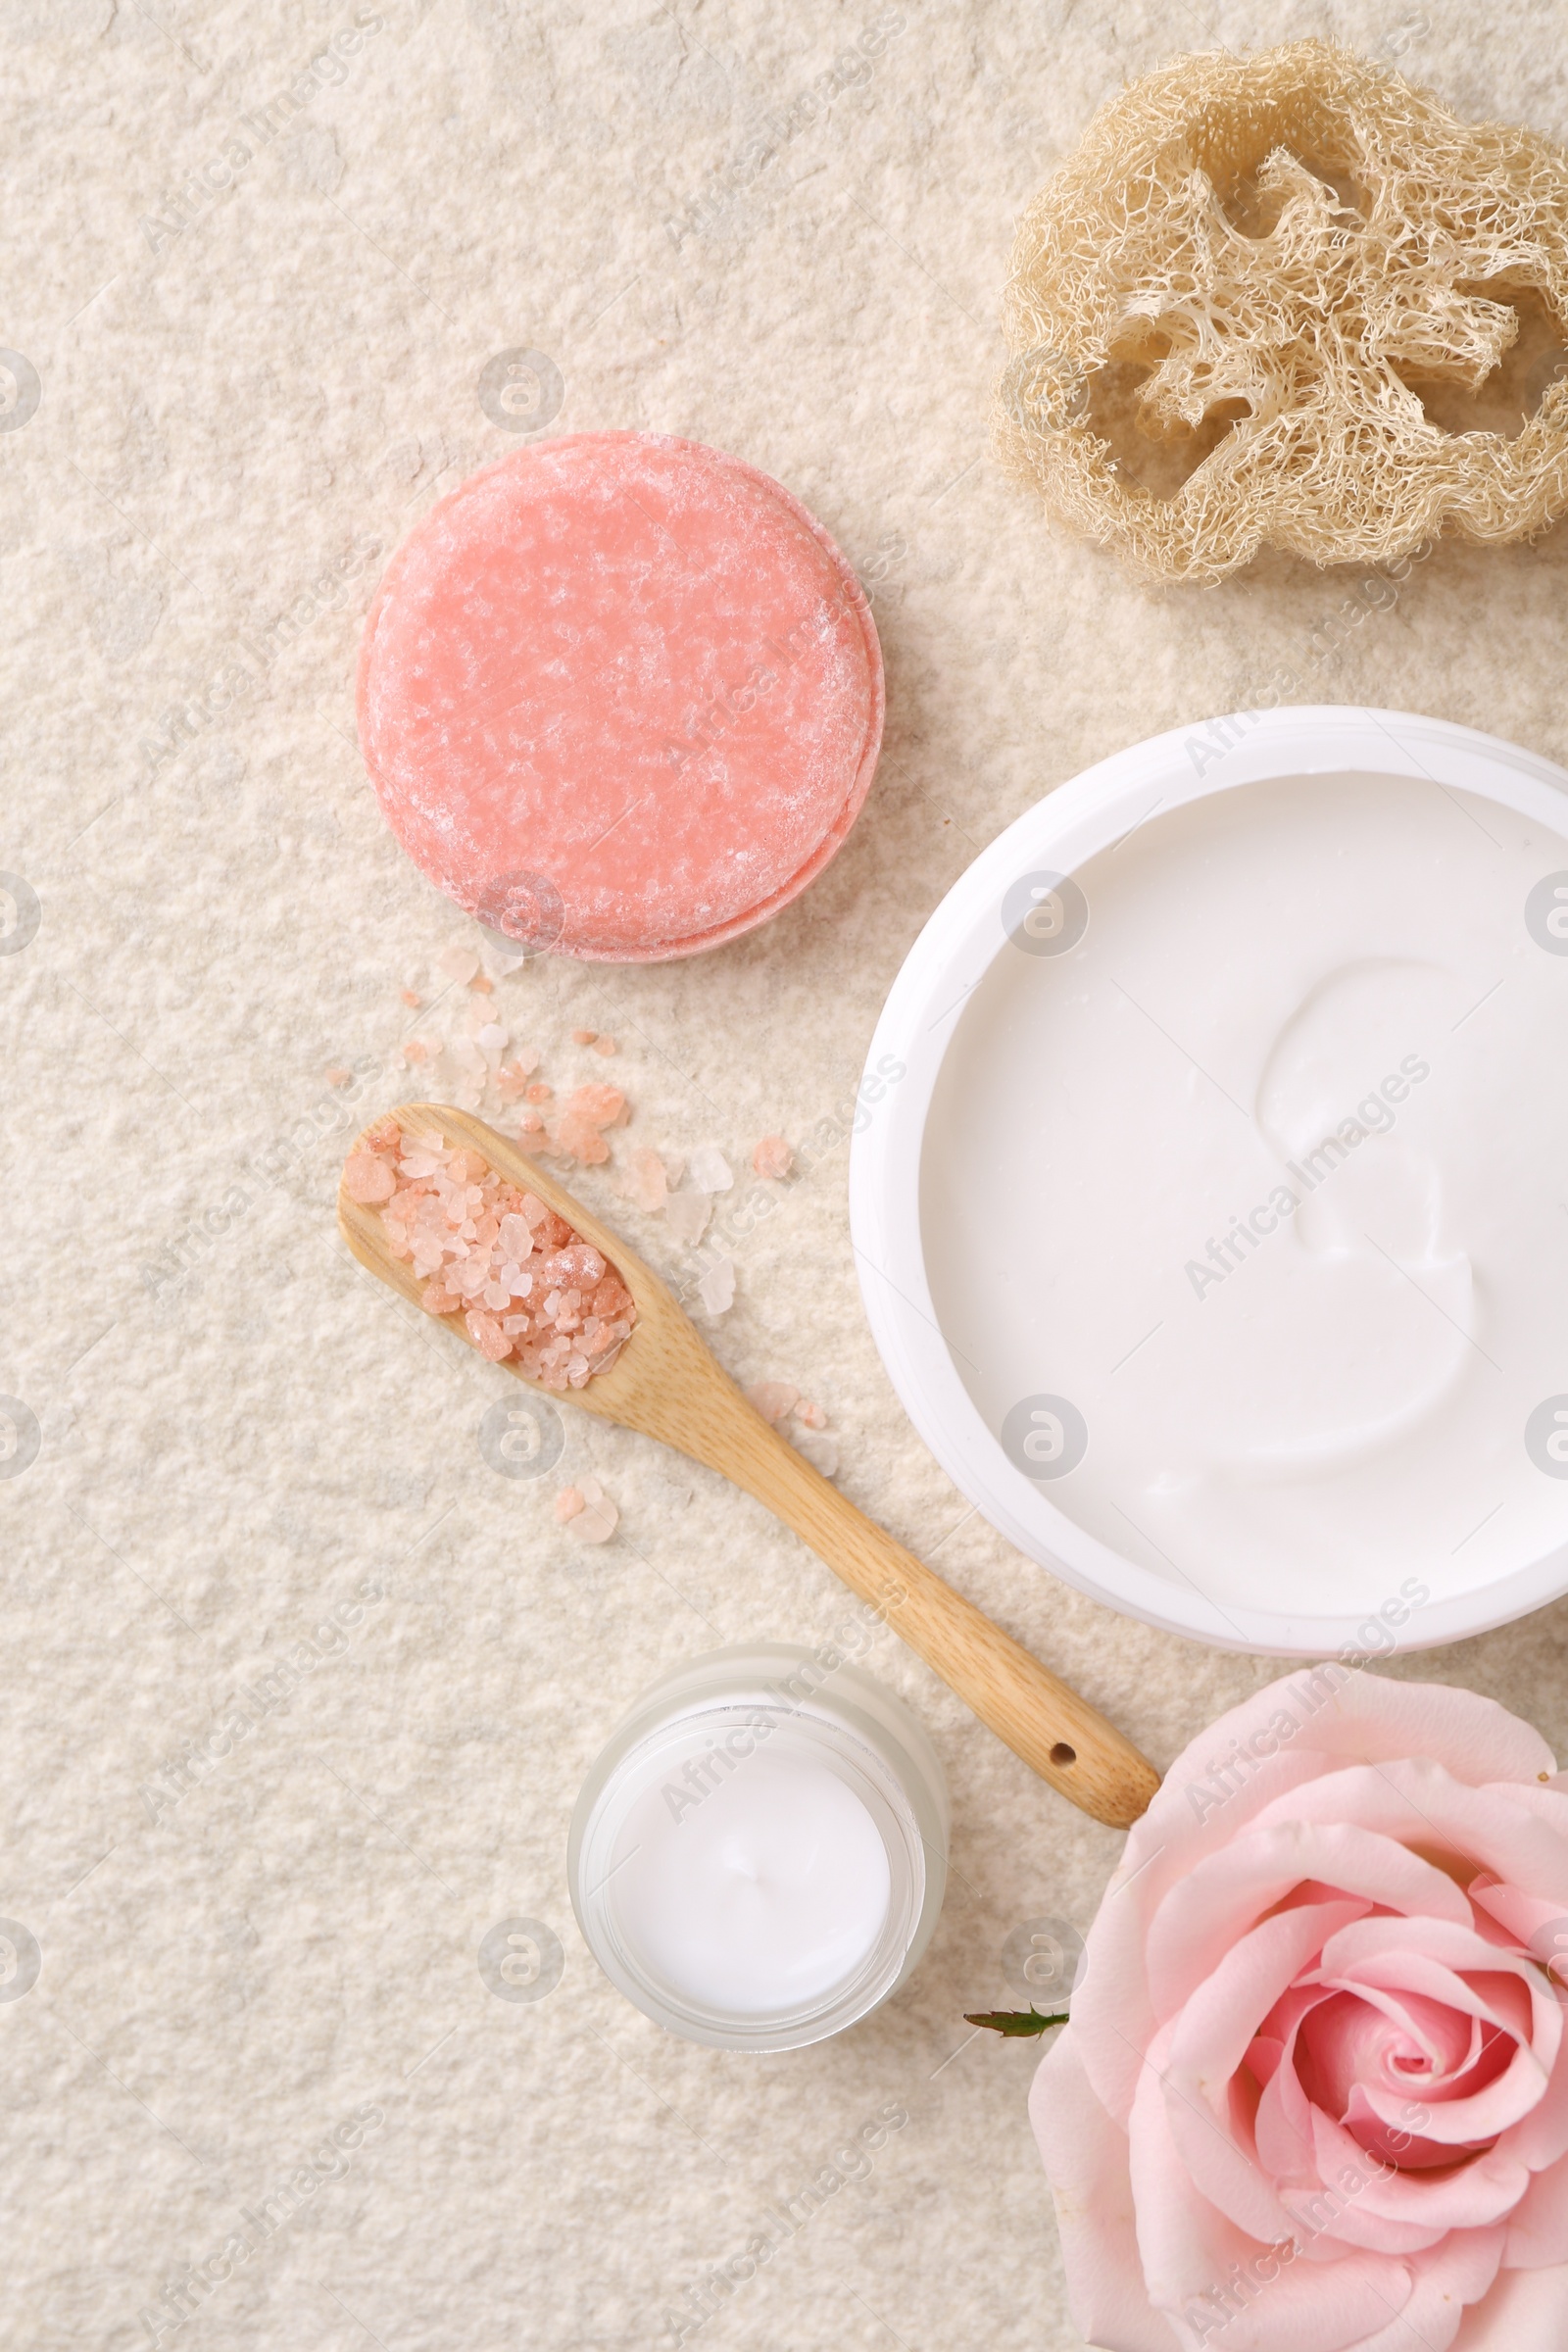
[
  {"xmin": 568, "ymin": 1644, "xmax": 948, "ymax": 2051},
  {"xmin": 922, "ymin": 765, "xmax": 1568, "ymax": 1629}
]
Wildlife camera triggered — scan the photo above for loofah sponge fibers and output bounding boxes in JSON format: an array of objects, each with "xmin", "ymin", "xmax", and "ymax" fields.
[{"xmin": 995, "ymin": 42, "xmax": 1568, "ymax": 583}]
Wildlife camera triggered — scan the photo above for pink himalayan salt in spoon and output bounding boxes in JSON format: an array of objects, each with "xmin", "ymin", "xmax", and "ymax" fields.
[
  {"xmin": 337, "ymin": 1104, "xmax": 1160, "ymax": 1830},
  {"xmin": 342, "ymin": 1115, "xmax": 635, "ymax": 1390}
]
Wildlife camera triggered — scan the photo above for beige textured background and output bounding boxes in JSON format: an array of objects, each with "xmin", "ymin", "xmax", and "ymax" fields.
[{"xmin": 8, "ymin": 2, "xmax": 1568, "ymax": 2347}]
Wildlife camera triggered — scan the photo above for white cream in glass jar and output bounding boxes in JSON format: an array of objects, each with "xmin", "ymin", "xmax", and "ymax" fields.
[{"xmin": 568, "ymin": 1643, "xmax": 948, "ymax": 2051}]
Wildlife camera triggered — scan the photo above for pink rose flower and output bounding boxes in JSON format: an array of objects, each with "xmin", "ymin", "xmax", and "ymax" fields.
[{"xmin": 1032, "ymin": 1667, "xmax": 1568, "ymax": 2350}]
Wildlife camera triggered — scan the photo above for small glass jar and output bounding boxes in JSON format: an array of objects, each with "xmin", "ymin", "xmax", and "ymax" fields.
[{"xmin": 568, "ymin": 1642, "xmax": 949, "ymax": 2052}]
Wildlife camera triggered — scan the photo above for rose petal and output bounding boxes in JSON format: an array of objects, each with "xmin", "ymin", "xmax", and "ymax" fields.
[
  {"xmin": 1252, "ymin": 1762, "xmax": 1568, "ymax": 1924},
  {"xmin": 1174, "ymin": 1901, "xmax": 1374, "ymax": 2097},
  {"xmin": 1164, "ymin": 1901, "xmax": 1367, "ymax": 2242},
  {"xmin": 1029, "ymin": 2032, "xmax": 1184, "ymax": 2352},
  {"xmin": 1068, "ymin": 1754, "xmax": 1335, "ymax": 2123},
  {"xmin": 1307, "ymin": 2102, "xmax": 1524, "ymax": 2242},
  {"xmin": 1493, "ymin": 1780, "xmax": 1568, "ymax": 1829},
  {"xmin": 1499, "ymin": 2036, "xmax": 1568, "ymax": 2174},
  {"xmin": 1130, "ymin": 2027, "xmax": 1416, "ymax": 2352},
  {"xmin": 1288, "ymin": 2149, "xmax": 1434, "ymax": 2264},
  {"xmin": 1154, "ymin": 1673, "xmax": 1558, "ymax": 1823},
  {"xmin": 1504, "ymin": 2146, "xmax": 1568, "ymax": 2268},
  {"xmin": 1336, "ymin": 2223, "xmax": 1504, "ymax": 2352},
  {"xmin": 1472, "ymin": 1876, "xmax": 1568, "ymax": 1954},
  {"xmin": 1449, "ymin": 2259, "xmax": 1568, "ymax": 2349},
  {"xmin": 1256, "ymin": 1994, "xmax": 1340, "ymax": 2181},
  {"xmin": 1146, "ymin": 1828, "xmax": 1472, "ymax": 2039}
]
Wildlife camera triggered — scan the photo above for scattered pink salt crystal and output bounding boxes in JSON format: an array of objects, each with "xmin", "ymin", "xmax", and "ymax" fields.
[
  {"xmin": 526, "ymin": 1083, "xmax": 553, "ymax": 1103},
  {"xmin": 793, "ymin": 1397, "xmax": 827, "ymax": 1430},
  {"xmin": 620, "ymin": 1146, "xmax": 668, "ymax": 1214},
  {"xmin": 663, "ymin": 1190, "xmax": 710, "ymax": 1246},
  {"xmin": 343, "ymin": 1151, "xmax": 397, "ymax": 1204},
  {"xmin": 400, "ymin": 988, "xmax": 422, "ymax": 1008},
  {"xmin": 436, "ymin": 945, "xmax": 480, "ymax": 985},
  {"xmin": 747, "ymin": 1381, "xmax": 799, "ymax": 1425},
  {"xmin": 591, "ymin": 1035, "xmax": 617, "ymax": 1056},
  {"xmin": 689, "ymin": 1146, "xmax": 733, "ymax": 1195},
  {"xmin": 325, "ymin": 1066, "xmax": 353, "ymax": 1087},
  {"xmin": 753, "ymin": 1135, "xmax": 794, "ymax": 1181},
  {"xmin": 698, "ymin": 1257, "xmax": 736, "ymax": 1315},
  {"xmin": 544, "ymin": 1111, "xmax": 610, "ymax": 1166},
  {"xmin": 516, "ymin": 1109, "xmax": 546, "ymax": 1135},
  {"xmin": 570, "ymin": 1028, "xmax": 597, "ymax": 1046},
  {"xmin": 555, "ymin": 1486, "xmax": 584, "ymax": 1523},
  {"xmin": 568, "ymin": 1083, "xmax": 627, "ymax": 1129},
  {"xmin": 403, "ymin": 1039, "xmax": 433, "ymax": 1065},
  {"xmin": 469, "ymin": 972, "xmax": 494, "ymax": 994},
  {"xmin": 793, "ymin": 1427, "xmax": 840, "ymax": 1479},
  {"xmin": 495, "ymin": 1053, "xmax": 540, "ymax": 1101},
  {"xmin": 567, "ymin": 1476, "xmax": 618, "ymax": 1543}
]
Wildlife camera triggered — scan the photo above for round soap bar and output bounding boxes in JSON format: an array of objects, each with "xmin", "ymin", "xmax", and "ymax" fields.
[{"xmin": 358, "ymin": 431, "xmax": 884, "ymax": 961}]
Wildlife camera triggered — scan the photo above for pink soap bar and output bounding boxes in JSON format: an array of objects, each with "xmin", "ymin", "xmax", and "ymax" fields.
[{"xmin": 358, "ymin": 432, "xmax": 884, "ymax": 961}]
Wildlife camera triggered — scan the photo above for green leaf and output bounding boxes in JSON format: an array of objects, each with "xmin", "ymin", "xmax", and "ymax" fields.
[{"xmin": 964, "ymin": 2006, "xmax": 1070, "ymax": 2037}]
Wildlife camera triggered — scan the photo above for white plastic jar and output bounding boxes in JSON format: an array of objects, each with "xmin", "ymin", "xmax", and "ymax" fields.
[{"xmin": 568, "ymin": 1642, "xmax": 949, "ymax": 2052}]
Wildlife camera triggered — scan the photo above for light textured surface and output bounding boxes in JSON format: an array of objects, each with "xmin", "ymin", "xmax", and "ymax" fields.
[{"xmin": 6, "ymin": 5, "xmax": 1568, "ymax": 2350}]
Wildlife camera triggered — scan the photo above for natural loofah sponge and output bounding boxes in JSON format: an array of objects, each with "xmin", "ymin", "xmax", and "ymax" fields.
[{"xmin": 995, "ymin": 42, "xmax": 1568, "ymax": 582}]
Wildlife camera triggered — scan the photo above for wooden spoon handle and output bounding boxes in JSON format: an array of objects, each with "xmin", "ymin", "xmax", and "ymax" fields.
[{"xmin": 678, "ymin": 1391, "xmax": 1160, "ymax": 1831}]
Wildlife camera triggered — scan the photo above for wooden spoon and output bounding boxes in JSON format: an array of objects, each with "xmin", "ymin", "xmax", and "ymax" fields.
[{"xmin": 338, "ymin": 1103, "xmax": 1160, "ymax": 1830}]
